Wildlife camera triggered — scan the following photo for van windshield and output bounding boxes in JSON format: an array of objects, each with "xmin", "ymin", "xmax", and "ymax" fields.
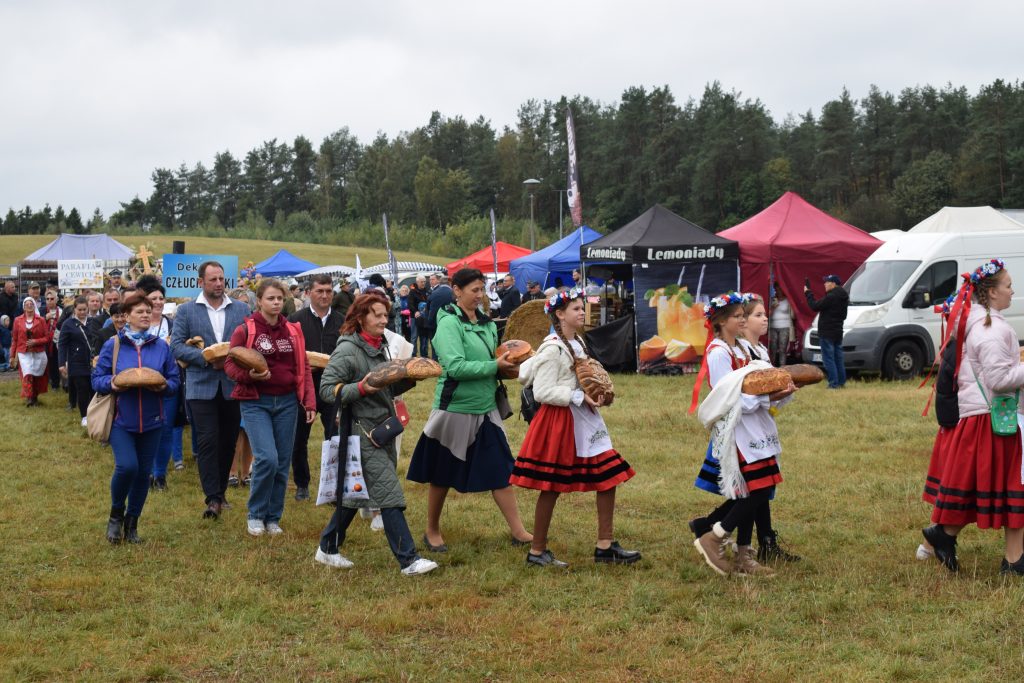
[{"xmin": 845, "ymin": 260, "xmax": 921, "ymax": 305}]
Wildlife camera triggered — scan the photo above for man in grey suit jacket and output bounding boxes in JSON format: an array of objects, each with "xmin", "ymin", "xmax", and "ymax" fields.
[{"xmin": 170, "ymin": 261, "xmax": 249, "ymax": 519}]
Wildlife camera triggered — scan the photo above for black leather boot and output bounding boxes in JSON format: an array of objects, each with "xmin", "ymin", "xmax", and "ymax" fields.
[
  {"xmin": 757, "ymin": 531, "xmax": 802, "ymax": 562},
  {"xmin": 106, "ymin": 508, "xmax": 124, "ymax": 544},
  {"xmin": 123, "ymin": 515, "xmax": 143, "ymax": 544}
]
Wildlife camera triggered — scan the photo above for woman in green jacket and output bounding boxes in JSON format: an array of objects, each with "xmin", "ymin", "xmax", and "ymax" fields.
[
  {"xmin": 315, "ymin": 290, "xmax": 438, "ymax": 576},
  {"xmin": 407, "ymin": 268, "xmax": 533, "ymax": 552}
]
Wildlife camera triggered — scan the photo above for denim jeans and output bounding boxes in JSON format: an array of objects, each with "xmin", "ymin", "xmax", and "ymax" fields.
[
  {"xmin": 172, "ymin": 426, "xmax": 184, "ymax": 462},
  {"xmin": 242, "ymin": 392, "xmax": 299, "ymax": 523},
  {"xmin": 819, "ymin": 337, "xmax": 846, "ymax": 388},
  {"xmin": 320, "ymin": 506, "xmax": 419, "ymax": 568},
  {"xmin": 109, "ymin": 425, "xmax": 162, "ymax": 517},
  {"xmin": 151, "ymin": 392, "xmax": 179, "ymax": 478}
]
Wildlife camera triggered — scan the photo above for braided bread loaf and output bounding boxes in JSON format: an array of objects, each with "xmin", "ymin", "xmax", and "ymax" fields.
[{"xmin": 574, "ymin": 357, "xmax": 615, "ymax": 406}]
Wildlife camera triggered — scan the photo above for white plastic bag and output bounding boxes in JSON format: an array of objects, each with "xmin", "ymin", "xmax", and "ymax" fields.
[
  {"xmin": 315, "ymin": 436, "xmax": 340, "ymax": 506},
  {"xmin": 342, "ymin": 434, "xmax": 370, "ymax": 502}
]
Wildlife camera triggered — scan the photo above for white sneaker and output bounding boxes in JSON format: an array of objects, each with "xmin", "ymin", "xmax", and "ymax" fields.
[
  {"xmin": 401, "ymin": 558, "xmax": 439, "ymax": 576},
  {"xmin": 81, "ymin": 417, "xmax": 87, "ymax": 427},
  {"xmin": 247, "ymin": 519, "xmax": 265, "ymax": 536},
  {"xmin": 315, "ymin": 547, "xmax": 354, "ymax": 569},
  {"xmin": 916, "ymin": 543, "xmax": 934, "ymax": 561},
  {"xmin": 370, "ymin": 515, "xmax": 384, "ymax": 532},
  {"xmin": 265, "ymin": 522, "xmax": 284, "ymax": 535}
]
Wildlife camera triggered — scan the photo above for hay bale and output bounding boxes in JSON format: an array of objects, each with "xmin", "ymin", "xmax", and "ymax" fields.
[{"xmin": 504, "ymin": 300, "xmax": 551, "ymax": 350}]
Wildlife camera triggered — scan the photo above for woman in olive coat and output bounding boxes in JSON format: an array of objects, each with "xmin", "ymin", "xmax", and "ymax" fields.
[{"xmin": 315, "ymin": 291, "xmax": 438, "ymax": 576}]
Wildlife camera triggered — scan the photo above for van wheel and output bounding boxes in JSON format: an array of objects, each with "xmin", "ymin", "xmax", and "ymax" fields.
[{"xmin": 882, "ymin": 340, "xmax": 923, "ymax": 380}]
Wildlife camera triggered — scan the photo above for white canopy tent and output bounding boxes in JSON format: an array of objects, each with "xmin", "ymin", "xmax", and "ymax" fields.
[
  {"xmin": 294, "ymin": 264, "xmax": 356, "ymax": 279},
  {"xmin": 908, "ymin": 206, "xmax": 1024, "ymax": 233}
]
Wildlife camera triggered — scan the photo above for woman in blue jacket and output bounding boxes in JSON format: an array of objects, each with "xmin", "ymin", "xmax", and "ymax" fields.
[{"xmin": 92, "ymin": 292, "xmax": 180, "ymax": 544}]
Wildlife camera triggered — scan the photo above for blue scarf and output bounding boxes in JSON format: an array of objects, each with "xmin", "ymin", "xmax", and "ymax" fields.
[{"xmin": 125, "ymin": 328, "xmax": 152, "ymax": 348}]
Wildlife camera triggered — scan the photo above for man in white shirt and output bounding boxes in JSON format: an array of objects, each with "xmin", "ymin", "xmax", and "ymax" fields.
[{"xmin": 170, "ymin": 261, "xmax": 248, "ymax": 520}]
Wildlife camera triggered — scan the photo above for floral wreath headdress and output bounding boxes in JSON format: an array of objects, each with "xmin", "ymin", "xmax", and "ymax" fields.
[
  {"xmin": 702, "ymin": 291, "xmax": 752, "ymax": 320},
  {"xmin": 544, "ymin": 287, "xmax": 584, "ymax": 314}
]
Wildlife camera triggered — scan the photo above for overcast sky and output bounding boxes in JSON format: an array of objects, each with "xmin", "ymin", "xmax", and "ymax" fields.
[{"xmin": 1, "ymin": 0, "xmax": 1020, "ymax": 219}]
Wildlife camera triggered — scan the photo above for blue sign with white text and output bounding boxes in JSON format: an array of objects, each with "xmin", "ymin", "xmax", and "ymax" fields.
[{"xmin": 162, "ymin": 254, "xmax": 239, "ymax": 298}]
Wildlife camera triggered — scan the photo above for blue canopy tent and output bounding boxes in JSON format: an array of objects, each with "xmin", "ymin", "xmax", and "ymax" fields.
[
  {"xmin": 508, "ymin": 226, "xmax": 602, "ymax": 293},
  {"xmin": 253, "ymin": 249, "xmax": 319, "ymax": 277},
  {"xmin": 24, "ymin": 233, "xmax": 134, "ymax": 261}
]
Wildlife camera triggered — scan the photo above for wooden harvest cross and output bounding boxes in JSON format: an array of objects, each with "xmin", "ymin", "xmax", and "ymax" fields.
[{"xmin": 136, "ymin": 245, "xmax": 154, "ymax": 273}]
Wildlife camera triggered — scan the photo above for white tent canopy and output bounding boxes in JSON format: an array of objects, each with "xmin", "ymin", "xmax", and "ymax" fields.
[
  {"xmin": 908, "ymin": 206, "xmax": 1024, "ymax": 233},
  {"xmin": 24, "ymin": 233, "xmax": 134, "ymax": 261},
  {"xmin": 294, "ymin": 264, "xmax": 356, "ymax": 278},
  {"xmin": 362, "ymin": 261, "xmax": 446, "ymax": 274},
  {"xmin": 870, "ymin": 229, "xmax": 907, "ymax": 242}
]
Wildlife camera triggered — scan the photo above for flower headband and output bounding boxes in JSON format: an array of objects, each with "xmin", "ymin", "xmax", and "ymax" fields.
[
  {"xmin": 967, "ymin": 258, "xmax": 1004, "ymax": 284},
  {"xmin": 702, "ymin": 291, "xmax": 752, "ymax": 320},
  {"xmin": 544, "ymin": 287, "xmax": 584, "ymax": 314}
]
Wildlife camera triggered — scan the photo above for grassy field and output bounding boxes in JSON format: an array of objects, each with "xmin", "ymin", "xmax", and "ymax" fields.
[
  {"xmin": 1, "ymin": 372, "xmax": 1023, "ymax": 682},
  {"xmin": 0, "ymin": 234, "xmax": 452, "ymax": 271}
]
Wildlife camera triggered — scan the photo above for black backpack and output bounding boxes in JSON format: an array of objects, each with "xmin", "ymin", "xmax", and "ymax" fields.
[
  {"xmin": 520, "ymin": 385, "xmax": 539, "ymax": 423},
  {"xmin": 934, "ymin": 339, "xmax": 959, "ymax": 428}
]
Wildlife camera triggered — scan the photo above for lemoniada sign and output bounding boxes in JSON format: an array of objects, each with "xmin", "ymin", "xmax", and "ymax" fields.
[{"xmin": 58, "ymin": 259, "xmax": 104, "ymax": 290}]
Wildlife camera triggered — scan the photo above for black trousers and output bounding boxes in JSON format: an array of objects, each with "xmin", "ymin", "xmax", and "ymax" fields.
[
  {"xmin": 291, "ymin": 393, "xmax": 336, "ymax": 488},
  {"xmin": 70, "ymin": 375, "xmax": 93, "ymax": 418},
  {"xmin": 48, "ymin": 348, "xmax": 61, "ymax": 390},
  {"xmin": 188, "ymin": 389, "xmax": 241, "ymax": 505},
  {"xmin": 720, "ymin": 488, "xmax": 775, "ymax": 546}
]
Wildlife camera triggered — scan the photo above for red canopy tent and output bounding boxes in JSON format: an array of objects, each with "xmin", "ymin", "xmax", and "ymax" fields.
[
  {"xmin": 718, "ymin": 192, "xmax": 882, "ymax": 339},
  {"xmin": 446, "ymin": 241, "xmax": 533, "ymax": 275}
]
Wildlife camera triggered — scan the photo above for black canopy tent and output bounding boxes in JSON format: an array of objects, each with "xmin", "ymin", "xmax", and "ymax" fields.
[{"xmin": 579, "ymin": 204, "xmax": 740, "ymax": 374}]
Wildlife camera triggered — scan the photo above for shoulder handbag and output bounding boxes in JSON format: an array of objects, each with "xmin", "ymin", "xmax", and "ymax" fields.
[
  {"xmin": 974, "ymin": 370, "xmax": 1019, "ymax": 436},
  {"xmin": 86, "ymin": 335, "xmax": 120, "ymax": 443}
]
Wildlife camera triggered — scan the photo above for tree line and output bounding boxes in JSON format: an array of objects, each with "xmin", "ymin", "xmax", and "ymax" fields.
[{"xmin": 3, "ymin": 79, "xmax": 1023, "ymax": 255}]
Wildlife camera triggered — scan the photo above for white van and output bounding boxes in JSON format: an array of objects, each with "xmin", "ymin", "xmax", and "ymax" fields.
[{"xmin": 802, "ymin": 231, "xmax": 1024, "ymax": 379}]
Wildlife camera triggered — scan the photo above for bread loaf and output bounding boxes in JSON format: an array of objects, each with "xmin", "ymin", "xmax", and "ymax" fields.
[
  {"xmin": 366, "ymin": 357, "xmax": 443, "ymax": 388},
  {"xmin": 575, "ymin": 358, "xmax": 615, "ymax": 406},
  {"xmin": 201, "ymin": 342, "xmax": 230, "ymax": 362},
  {"xmin": 306, "ymin": 351, "xmax": 331, "ymax": 369},
  {"xmin": 497, "ymin": 339, "xmax": 534, "ymax": 363},
  {"xmin": 404, "ymin": 357, "xmax": 442, "ymax": 380},
  {"xmin": 228, "ymin": 347, "xmax": 269, "ymax": 374},
  {"xmin": 114, "ymin": 367, "xmax": 167, "ymax": 389},
  {"xmin": 784, "ymin": 363, "xmax": 824, "ymax": 387},
  {"xmin": 741, "ymin": 368, "xmax": 791, "ymax": 395}
]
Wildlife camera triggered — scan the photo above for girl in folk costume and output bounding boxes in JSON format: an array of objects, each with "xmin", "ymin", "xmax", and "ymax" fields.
[
  {"xmin": 737, "ymin": 294, "xmax": 801, "ymax": 562},
  {"xmin": 510, "ymin": 288, "xmax": 640, "ymax": 568},
  {"xmin": 11, "ymin": 297, "xmax": 52, "ymax": 406},
  {"xmin": 922, "ymin": 259, "xmax": 1024, "ymax": 575},
  {"xmin": 688, "ymin": 292, "xmax": 796, "ymax": 577}
]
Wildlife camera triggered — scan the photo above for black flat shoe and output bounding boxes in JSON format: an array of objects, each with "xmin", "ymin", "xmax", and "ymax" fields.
[
  {"xmin": 922, "ymin": 525, "xmax": 959, "ymax": 573},
  {"xmin": 202, "ymin": 502, "xmax": 221, "ymax": 520},
  {"xmin": 422, "ymin": 534, "xmax": 448, "ymax": 553},
  {"xmin": 510, "ymin": 536, "xmax": 531, "ymax": 547},
  {"xmin": 594, "ymin": 541, "xmax": 641, "ymax": 564},
  {"xmin": 527, "ymin": 549, "xmax": 568, "ymax": 568},
  {"xmin": 1001, "ymin": 554, "xmax": 1024, "ymax": 576}
]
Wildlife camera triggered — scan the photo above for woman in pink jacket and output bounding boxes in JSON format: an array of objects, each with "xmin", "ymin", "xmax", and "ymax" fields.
[{"xmin": 923, "ymin": 259, "xmax": 1024, "ymax": 575}]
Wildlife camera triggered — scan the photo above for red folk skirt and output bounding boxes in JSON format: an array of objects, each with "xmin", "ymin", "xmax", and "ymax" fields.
[
  {"xmin": 510, "ymin": 404, "xmax": 635, "ymax": 493},
  {"xmin": 930, "ymin": 413, "xmax": 1024, "ymax": 529},
  {"xmin": 922, "ymin": 426, "xmax": 955, "ymax": 505},
  {"xmin": 738, "ymin": 451, "xmax": 783, "ymax": 492}
]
